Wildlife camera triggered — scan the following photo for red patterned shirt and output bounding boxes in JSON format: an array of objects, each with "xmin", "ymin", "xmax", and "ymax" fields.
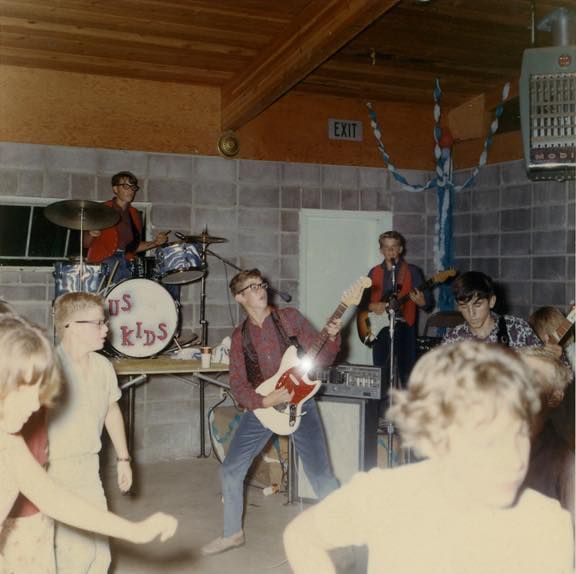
[{"xmin": 229, "ymin": 307, "xmax": 340, "ymax": 410}]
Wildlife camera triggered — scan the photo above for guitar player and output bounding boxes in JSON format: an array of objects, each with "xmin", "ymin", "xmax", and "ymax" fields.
[
  {"xmin": 201, "ymin": 269, "xmax": 342, "ymax": 556},
  {"xmin": 364, "ymin": 231, "xmax": 433, "ymax": 407}
]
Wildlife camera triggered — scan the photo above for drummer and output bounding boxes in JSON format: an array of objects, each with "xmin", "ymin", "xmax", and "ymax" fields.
[{"xmin": 84, "ymin": 171, "xmax": 168, "ymax": 284}]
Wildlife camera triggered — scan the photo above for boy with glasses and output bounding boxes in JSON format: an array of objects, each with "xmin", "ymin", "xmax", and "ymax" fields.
[
  {"xmin": 85, "ymin": 171, "xmax": 168, "ymax": 283},
  {"xmin": 50, "ymin": 292, "xmax": 132, "ymax": 573},
  {"xmin": 201, "ymin": 269, "xmax": 342, "ymax": 556}
]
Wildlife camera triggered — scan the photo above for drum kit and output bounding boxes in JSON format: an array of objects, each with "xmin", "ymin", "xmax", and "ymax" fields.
[{"xmin": 45, "ymin": 199, "xmax": 227, "ymax": 359}]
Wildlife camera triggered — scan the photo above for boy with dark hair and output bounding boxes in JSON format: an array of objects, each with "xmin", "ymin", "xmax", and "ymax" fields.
[
  {"xmin": 85, "ymin": 171, "xmax": 168, "ymax": 283},
  {"xmin": 443, "ymin": 271, "xmax": 544, "ymax": 349}
]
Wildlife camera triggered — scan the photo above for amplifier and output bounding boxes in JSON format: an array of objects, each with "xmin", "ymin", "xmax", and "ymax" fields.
[{"xmin": 316, "ymin": 364, "xmax": 383, "ymax": 400}]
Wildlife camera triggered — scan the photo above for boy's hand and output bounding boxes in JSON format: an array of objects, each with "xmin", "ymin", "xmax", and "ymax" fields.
[{"xmin": 117, "ymin": 461, "xmax": 133, "ymax": 493}]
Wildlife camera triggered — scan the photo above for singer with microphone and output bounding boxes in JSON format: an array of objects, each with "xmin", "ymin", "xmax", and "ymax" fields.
[
  {"xmin": 84, "ymin": 171, "xmax": 169, "ymax": 284},
  {"xmin": 364, "ymin": 231, "xmax": 432, "ymax": 410}
]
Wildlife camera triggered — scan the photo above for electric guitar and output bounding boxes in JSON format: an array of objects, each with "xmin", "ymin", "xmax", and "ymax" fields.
[
  {"xmin": 550, "ymin": 305, "xmax": 575, "ymax": 346},
  {"xmin": 356, "ymin": 268, "xmax": 457, "ymax": 346},
  {"xmin": 253, "ymin": 276, "xmax": 372, "ymax": 435}
]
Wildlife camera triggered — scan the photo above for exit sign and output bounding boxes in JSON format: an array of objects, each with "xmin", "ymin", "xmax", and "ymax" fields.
[{"xmin": 328, "ymin": 119, "xmax": 363, "ymax": 142}]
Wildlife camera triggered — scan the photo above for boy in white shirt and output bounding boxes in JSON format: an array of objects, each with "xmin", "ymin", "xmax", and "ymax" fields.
[{"xmin": 284, "ymin": 340, "xmax": 574, "ymax": 574}]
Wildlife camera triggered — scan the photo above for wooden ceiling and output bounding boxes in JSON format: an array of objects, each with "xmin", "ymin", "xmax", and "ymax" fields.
[{"xmin": 0, "ymin": 0, "xmax": 573, "ymax": 130}]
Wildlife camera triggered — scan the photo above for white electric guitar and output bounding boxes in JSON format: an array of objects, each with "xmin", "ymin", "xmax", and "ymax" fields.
[
  {"xmin": 356, "ymin": 268, "xmax": 457, "ymax": 346},
  {"xmin": 253, "ymin": 276, "xmax": 372, "ymax": 435}
]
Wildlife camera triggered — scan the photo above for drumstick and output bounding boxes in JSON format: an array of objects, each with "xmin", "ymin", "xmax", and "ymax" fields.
[
  {"xmin": 104, "ymin": 260, "xmax": 120, "ymax": 292},
  {"xmin": 96, "ymin": 272, "xmax": 108, "ymax": 294}
]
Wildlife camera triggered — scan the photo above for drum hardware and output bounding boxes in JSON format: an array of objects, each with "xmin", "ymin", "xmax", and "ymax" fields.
[
  {"xmin": 45, "ymin": 199, "xmax": 120, "ymax": 295},
  {"xmin": 175, "ymin": 230, "xmax": 228, "ymax": 245},
  {"xmin": 164, "ymin": 333, "xmax": 200, "ymax": 354},
  {"xmin": 205, "ymin": 247, "xmax": 292, "ymax": 303}
]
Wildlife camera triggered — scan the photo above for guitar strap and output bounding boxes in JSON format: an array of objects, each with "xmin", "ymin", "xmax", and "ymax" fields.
[
  {"xmin": 496, "ymin": 315, "xmax": 510, "ymax": 347},
  {"xmin": 242, "ymin": 309, "xmax": 298, "ymax": 388},
  {"xmin": 371, "ymin": 261, "xmax": 415, "ymax": 326}
]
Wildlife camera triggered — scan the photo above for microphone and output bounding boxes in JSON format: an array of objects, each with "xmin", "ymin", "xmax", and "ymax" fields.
[
  {"xmin": 268, "ymin": 286, "xmax": 292, "ymax": 303},
  {"xmin": 277, "ymin": 290, "xmax": 292, "ymax": 303}
]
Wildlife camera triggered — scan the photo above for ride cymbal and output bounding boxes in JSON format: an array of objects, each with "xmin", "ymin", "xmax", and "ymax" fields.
[{"xmin": 44, "ymin": 200, "xmax": 120, "ymax": 231}]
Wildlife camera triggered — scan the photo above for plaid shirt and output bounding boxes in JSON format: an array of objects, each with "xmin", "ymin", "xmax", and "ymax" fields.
[
  {"xmin": 443, "ymin": 313, "xmax": 542, "ymax": 348},
  {"xmin": 229, "ymin": 307, "xmax": 340, "ymax": 410}
]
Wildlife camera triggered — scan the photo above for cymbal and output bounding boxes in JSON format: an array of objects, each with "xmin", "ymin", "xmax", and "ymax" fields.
[
  {"xmin": 181, "ymin": 231, "xmax": 228, "ymax": 245},
  {"xmin": 44, "ymin": 200, "xmax": 120, "ymax": 231}
]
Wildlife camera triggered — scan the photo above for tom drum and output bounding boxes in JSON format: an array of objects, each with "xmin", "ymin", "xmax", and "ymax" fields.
[
  {"xmin": 53, "ymin": 262, "xmax": 108, "ymax": 298},
  {"xmin": 155, "ymin": 242, "xmax": 204, "ymax": 285}
]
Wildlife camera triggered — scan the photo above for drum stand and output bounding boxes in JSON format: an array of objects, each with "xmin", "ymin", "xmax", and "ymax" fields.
[
  {"xmin": 198, "ymin": 243, "xmax": 209, "ymax": 346},
  {"xmin": 385, "ymin": 261, "xmax": 401, "ymax": 468}
]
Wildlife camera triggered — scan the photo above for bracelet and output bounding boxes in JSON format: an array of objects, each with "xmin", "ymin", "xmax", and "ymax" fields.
[{"xmin": 117, "ymin": 456, "xmax": 132, "ymax": 462}]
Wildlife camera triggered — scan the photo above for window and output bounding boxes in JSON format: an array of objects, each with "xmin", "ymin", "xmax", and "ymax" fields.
[{"xmin": 0, "ymin": 198, "xmax": 151, "ymax": 268}]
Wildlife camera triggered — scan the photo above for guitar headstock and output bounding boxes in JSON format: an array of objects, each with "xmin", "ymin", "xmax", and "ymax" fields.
[
  {"xmin": 341, "ymin": 276, "xmax": 372, "ymax": 307},
  {"xmin": 431, "ymin": 268, "xmax": 458, "ymax": 285}
]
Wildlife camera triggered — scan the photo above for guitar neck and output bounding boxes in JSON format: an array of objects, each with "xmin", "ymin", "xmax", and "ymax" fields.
[
  {"xmin": 555, "ymin": 308, "xmax": 576, "ymax": 345},
  {"xmin": 307, "ymin": 302, "xmax": 348, "ymax": 360},
  {"xmin": 394, "ymin": 277, "xmax": 435, "ymax": 306}
]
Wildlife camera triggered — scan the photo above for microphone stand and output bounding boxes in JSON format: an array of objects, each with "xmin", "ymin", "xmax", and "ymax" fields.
[
  {"xmin": 386, "ymin": 259, "xmax": 399, "ymax": 468},
  {"xmin": 205, "ymin": 248, "xmax": 292, "ymax": 303}
]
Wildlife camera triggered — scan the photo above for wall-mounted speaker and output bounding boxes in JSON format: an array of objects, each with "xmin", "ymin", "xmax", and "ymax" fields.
[{"xmin": 295, "ymin": 395, "xmax": 378, "ymax": 500}]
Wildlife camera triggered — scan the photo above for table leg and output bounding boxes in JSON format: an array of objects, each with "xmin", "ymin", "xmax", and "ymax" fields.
[{"xmin": 197, "ymin": 379, "xmax": 208, "ymax": 458}]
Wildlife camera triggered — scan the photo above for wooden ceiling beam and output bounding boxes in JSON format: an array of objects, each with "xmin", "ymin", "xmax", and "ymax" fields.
[
  {"xmin": 0, "ymin": 46, "xmax": 230, "ymax": 84},
  {"xmin": 0, "ymin": 1, "xmax": 276, "ymax": 48},
  {"xmin": 220, "ymin": 0, "xmax": 400, "ymax": 132},
  {"xmin": 447, "ymin": 79, "xmax": 520, "ymax": 141}
]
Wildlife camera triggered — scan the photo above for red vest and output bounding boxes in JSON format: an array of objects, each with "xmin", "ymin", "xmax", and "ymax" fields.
[
  {"xmin": 370, "ymin": 261, "xmax": 416, "ymax": 327},
  {"xmin": 86, "ymin": 200, "xmax": 142, "ymax": 263},
  {"xmin": 9, "ymin": 409, "xmax": 48, "ymax": 517}
]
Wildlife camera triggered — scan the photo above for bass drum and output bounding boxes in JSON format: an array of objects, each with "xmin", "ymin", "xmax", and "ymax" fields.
[{"xmin": 104, "ymin": 279, "xmax": 179, "ymax": 358}]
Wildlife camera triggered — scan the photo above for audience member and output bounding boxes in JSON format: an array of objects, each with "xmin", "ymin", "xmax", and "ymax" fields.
[
  {"xmin": 284, "ymin": 341, "xmax": 573, "ymax": 574},
  {"xmin": 0, "ymin": 315, "xmax": 177, "ymax": 572},
  {"xmin": 50, "ymin": 292, "xmax": 132, "ymax": 573}
]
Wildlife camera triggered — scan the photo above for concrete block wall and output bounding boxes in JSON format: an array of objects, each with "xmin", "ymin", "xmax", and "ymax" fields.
[
  {"xmin": 0, "ymin": 142, "xmax": 436, "ymax": 462},
  {"xmin": 1, "ymin": 141, "xmax": 573, "ymax": 462},
  {"xmin": 453, "ymin": 161, "xmax": 575, "ymax": 319}
]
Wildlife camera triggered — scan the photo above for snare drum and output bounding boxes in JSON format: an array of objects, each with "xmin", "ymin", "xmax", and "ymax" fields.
[
  {"xmin": 105, "ymin": 279, "xmax": 179, "ymax": 358},
  {"xmin": 155, "ymin": 242, "xmax": 204, "ymax": 285},
  {"xmin": 53, "ymin": 262, "xmax": 108, "ymax": 298}
]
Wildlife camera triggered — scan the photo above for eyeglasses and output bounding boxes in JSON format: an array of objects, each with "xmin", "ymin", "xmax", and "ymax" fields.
[
  {"xmin": 65, "ymin": 320, "xmax": 108, "ymax": 328},
  {"xmin": 118, "ymin": 183, "xmax": 139, "ymax": 192},
  {"xmin": 236, "ymin": 282, "xmax": 268, "ymax": 295}
]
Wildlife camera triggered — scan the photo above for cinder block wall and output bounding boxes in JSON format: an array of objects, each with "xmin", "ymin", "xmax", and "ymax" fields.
[
  {"xmin": 452, "ymin": 161, "xmax": 575, "ymax": 319},
  {"xmin": 0, "ymin": 141, "xmax": 573, "ymax": 462}
]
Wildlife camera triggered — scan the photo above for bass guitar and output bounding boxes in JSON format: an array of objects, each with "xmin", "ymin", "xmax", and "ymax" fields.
[
  {"xmin": 356, "ymin": 268, "xmax": 457, "ymax": 346},
  {"xmin": 253, "ymin": 276, "xmax": 372, "ymax": 435},
  {"xmin": 550, "ymin": 305, "xmax": 575, "ymax": 346}
]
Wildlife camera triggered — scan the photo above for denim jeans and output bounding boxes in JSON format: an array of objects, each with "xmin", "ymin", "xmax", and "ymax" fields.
[{"xmin": 221, "ymin": 399, "xmax": 338, "ymax": 536}]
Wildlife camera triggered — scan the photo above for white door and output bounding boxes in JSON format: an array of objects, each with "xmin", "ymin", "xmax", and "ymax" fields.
[{"xmin": 300, "ymin": 209, "xmax": 392, "ymax": 364}]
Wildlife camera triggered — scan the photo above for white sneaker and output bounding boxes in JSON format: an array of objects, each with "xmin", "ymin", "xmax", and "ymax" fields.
[{"xmin": 201, "ymin": 531, "xmax": 245, "ymax": 556}]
